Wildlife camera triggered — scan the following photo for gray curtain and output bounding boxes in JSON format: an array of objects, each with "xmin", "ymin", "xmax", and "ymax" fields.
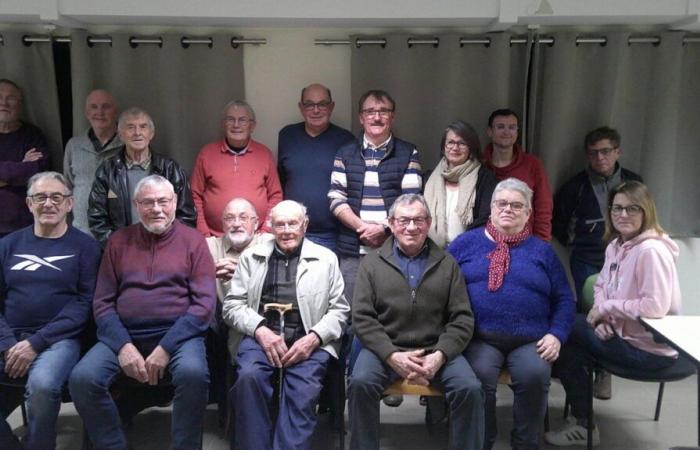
[
  {"xmin": 531, "ymin": 31, "xmax": 700, "ymax": 236},
  {"xmin": 70, "ymin": 31, "xmax": 245, "ymax": 173},
  {"xmin": 351, "ymin": 33, "xmax": 529, "ymax": 171},
  {"xmin": 351, "ymin": 31, "xmax": 699, "ymax": 235},
  {"xmin": 0, "ymin": 31, "xmax": 63, "ymax": 170}
]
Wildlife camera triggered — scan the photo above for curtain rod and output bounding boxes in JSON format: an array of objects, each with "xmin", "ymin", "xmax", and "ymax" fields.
[
  {"xmin": 314, "ymin": 34, "xmax": 699, "ymax": 47},
  {"xmin": 0, "ymin": 35, "xmax": 265, "ymax": 48},
  {"xmin": 0, "ymin": 34, "xmax": 697, "ymax": 47}
]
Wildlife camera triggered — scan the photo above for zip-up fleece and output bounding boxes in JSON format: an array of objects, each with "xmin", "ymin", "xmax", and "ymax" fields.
[
  {"xmin": 352, "ymin": 237, "xmax": 474, "ymax": 362},
  {"xmin": 93, "ymin": 220, "xmax": 216, "ymax": 355},
  {"xmin": 594, "ymin": 230, "xmax": 681, "ymax": 357}
]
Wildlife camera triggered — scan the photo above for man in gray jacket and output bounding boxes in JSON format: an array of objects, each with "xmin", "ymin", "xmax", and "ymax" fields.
[
  {"xmin": 223, "ymin": 199, "xmax": 349, "ymax": 450},
  {"xmin": 349, "ymin": 193, "xmax": 484, "ymax": 450},
  {"xmin": 63, "ymin": 89, "xmax": 121, "ymax": 235}
]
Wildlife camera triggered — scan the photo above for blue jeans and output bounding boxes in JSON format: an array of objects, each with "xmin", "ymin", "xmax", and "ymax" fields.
[
  {"xmin": 555, "ymin": 315, "xmax": 676, "ymax": 420},
  {"xmin": 231, "ymin": 336, "xmax": 330, "ymax": 450},
  {"xmin": 349, "ymin": 348, "xmax": 484, "ymax": 450},
  {"xmin": 69, "ymin": 338, "xmax": 209, "ymax": 450},
  {"xmin": 569, "ymin": 252, "xmax": 602, "ymax": 308},
  {"xmin": 0, "ymin": 338, "xmax": 80, "ymax": 450},
  {"xmin": 465, "ymin": 339, "xmax": 551, "ymax": 450}
]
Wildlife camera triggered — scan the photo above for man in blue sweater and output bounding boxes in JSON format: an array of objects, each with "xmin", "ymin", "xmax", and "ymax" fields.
[
  {"xmin": 0, "ymin": 171, "xmax": 101, "ymax": 450},
  {"xmin": 278, "ymin": 83, "xmax": 354, "ymax": 252}
]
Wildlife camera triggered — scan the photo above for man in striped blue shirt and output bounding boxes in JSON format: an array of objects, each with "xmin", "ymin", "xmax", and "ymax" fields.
[{"xmin": 328, "ymin": 89, "xmax": 422, "ymax": 306}]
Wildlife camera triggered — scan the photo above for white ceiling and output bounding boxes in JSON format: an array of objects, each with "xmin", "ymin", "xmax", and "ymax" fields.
[{"xmin": 0, "ymin": 0, "xmax": 699, "ymax": 31}]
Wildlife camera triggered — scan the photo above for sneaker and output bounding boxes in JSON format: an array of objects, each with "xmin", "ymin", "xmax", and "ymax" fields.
[
  {"xmin": 593, "ymin": 370, "xmax": 612, "ymax": 400},
  {"xmin": 382, "ymin": 394, "xmax": 404, "ymax": 407},
  {"xmin": 544, "ymin": 422, "xmax": 600, "ymax": 447}
]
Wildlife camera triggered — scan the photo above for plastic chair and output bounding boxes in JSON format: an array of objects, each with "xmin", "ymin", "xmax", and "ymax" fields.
[{"xmin": 583, "ymin": 356, "xmax": 697, "ymax": 450}]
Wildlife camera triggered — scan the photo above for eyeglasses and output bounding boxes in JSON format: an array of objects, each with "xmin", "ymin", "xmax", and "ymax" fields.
[
  {"xmin": 0, "ymin": 95, "xmax": 20, "ymax": 106},
  {"xmin": 301, "ymin": 100, "xmax": 332, "ymax": 111},
  {"xmin": 135, "ymin": 197, "xmax": 173, "ymax": 209},
  {"xmin": 492, "ymin": 200, "xmax": 526, "ymax": 212},
  {"xmin": 29, "ymin": 193, "xmax": 71, "ymax": 205},
  {"xmin": 361, "ymin": 108, "xmax": 393, "ymax": 118},
  {"xmin": 493, "ymin": 124, "xmax": 519, "ymax": 132},
  {"xmin": 223, "ymin": 214, "xmax": 256, "ymax": 225},
  {"xmin": 445, "ymin": 140, "xmax": 468, "ymax": 150},
  {"xmin": 586, "ymin": 147, "xmax": 618, "ymax": 157},
  {"xmin": 392, "ymin": 216, "xmax": 429, "ymax": 228},
  {"xmin": 610, "ymin": 204, "xmax": 643, "ymax": 216},
  {"xmin": 224, "ymin": 117, "xmax": 252, "ymax": 126},
  {"xmin": 272, "ymin": 220, "xmax": 304, "ymax": 232}
]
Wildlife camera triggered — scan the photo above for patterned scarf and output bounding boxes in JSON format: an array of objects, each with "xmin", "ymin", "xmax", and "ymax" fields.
[{"xmin": 486, "ymin": 219, "xmax": 530, "ymax": 292}]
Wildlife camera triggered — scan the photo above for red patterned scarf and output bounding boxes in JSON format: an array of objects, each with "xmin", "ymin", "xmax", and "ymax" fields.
[{"xmin": 486, "ymin": 220, "xmax": 531, "ymax": 291}]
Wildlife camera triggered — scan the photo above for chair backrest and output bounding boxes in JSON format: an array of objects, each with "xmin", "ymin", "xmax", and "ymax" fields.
[{"xmin": 581, "ymin": 273, "xmax": 599, "ymax": 313}]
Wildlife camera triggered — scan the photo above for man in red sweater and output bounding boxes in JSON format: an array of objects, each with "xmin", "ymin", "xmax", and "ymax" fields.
[
  {"xmin": 483, "ymin": 109, "xmax": 552, "ymax": 240},
  {"xmin": 190, "ymin": 100, "xmax": 282, "ymax": 236}
]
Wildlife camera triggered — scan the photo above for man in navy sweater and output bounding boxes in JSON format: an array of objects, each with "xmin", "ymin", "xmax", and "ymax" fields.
[
  {"xmin": 277, "ymin": 83, "xmax": 354, "ymax": 252},
  {"xmin": 70, "ymin": 174, "xmax": 216, "ymax": 449},
  {"xmin": 0, "ymin": 171, "xmax": 100, "ymax": 450}
]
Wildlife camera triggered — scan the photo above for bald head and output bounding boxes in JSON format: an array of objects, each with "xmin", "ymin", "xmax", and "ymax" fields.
[
  {"xmin": 270, "ymin": 200, "xmax": 308, "ymax": 254},
  {"xmin": 298, "ymin": 83, "xmax": 334, "ymax": 137},
  {"xmin": 222, "ymin": 197, "xmax": 259, "ymax": 251},
  {"xmin": 85, "ymin": 89, "xmax": 118, "ymax": 138}
]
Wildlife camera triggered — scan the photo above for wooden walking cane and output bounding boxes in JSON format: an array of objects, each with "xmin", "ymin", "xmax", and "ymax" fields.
[{"xmin": 263, "ymin": 302, "xmax": 294, "ymax": 422}]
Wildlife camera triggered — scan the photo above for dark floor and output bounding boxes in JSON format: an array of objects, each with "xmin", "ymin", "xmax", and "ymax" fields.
[{"xmin": 6, "ymin": 374, "xmax": 698, "ymax": 449}]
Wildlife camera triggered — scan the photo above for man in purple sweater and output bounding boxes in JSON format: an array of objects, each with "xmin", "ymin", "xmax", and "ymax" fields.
[
  {"xmin": 1, "ymin": 171, "xmax": 100, "ymax": 450},
  {"xmin": 70, "ymin": 174, "xmax": 216, "ymax": 449},
  {"xmin": 0, "ymin": 79, "xmax": 49, "ymax": 237}
]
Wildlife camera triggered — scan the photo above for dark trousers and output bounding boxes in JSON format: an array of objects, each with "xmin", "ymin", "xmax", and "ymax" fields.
[
  {"xmin": 465, "ymin": 339, "xmax": 551, "ymax": 450},
  {"xmin": 569, "ymin": 252, "xmax": 602, "ymax": 308},
  {"xmin": 349, "ymin": 348, "xmax": 484, "ymax": 450},
  {"xmin": 555, "ymin": 314, "xmax": 676, "ymax": 420},
  {"xmin": 70, "ymin": 338, "xmax": 209, "ymax": 450},
  {"xmin": 231, "ymin": 336, "xmax": 330, "ymax": 450}
]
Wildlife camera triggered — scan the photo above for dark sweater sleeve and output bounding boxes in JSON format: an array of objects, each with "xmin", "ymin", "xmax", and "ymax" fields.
[
  {"xmin": 434, "ymin": 259, "xmax": 475, "ymax": 360},
  {"xmin": 470, "ymin": 167, "xmax": 498, "ymax": 230},
  {"xmin": 0, "ymin": 127, "xmax": 49, "ymax": 185},
  {"xmin": 0, "ymin": 244, "xmax": 18, "ymax": 353},
  {"xmin": 352, "ymin": 257, "xmax": 400, "ymax": 361},
  {"xmin": 158, "ymin": 237, "xmax": 216, "ymax": 354},
  {"xmin": 27, "ymin": 236, "xmax": 101, "ymax": 352},
  {"xmin": 93, "ymin": 238, "xmax": 133, "ymax": 353},
  {"xmin": 545, "ymin": 246, "xmax": 576, "ymax": 343},
  {"xmin": 552, "ymin": 175, "xmax": 580, "ymax": 246}
]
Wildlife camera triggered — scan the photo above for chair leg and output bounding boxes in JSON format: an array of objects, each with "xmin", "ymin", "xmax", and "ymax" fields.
[
  {"xmin": 654, "ymin": 382, "xmax": 665, "ymax": 421},
  {"xmin": 563, "ymin": 397, "xmax": 570, "ymax": 419},
  {"xmin": 20, "ymin": 402, "xmax": 28, "ymax": 427}
]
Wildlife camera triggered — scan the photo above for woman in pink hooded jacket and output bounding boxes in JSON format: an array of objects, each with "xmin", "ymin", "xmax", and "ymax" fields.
[{"xmin": 545, "ymin": 181, "xmax": 685, "ymax": 447}]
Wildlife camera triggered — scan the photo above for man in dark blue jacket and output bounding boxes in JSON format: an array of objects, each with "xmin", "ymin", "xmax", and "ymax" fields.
[
  {"xmin": 552, "ymin": 127, "xmax": 642, "ymax": 400},
  {"xmin": 0, "ymin": 171, "xmax": 100, "ymax": 450},
  {"xmin": 328, "ymin": 90, "xmax": 422, "ymax": 305}
]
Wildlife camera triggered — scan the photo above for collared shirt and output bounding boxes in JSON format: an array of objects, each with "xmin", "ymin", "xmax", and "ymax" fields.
[
  {"xmin": 124, "ymin": 150, "xmax": 152, "ymax": 170},
  {"xmin": 222, "ymin": 139, "xmax": 249, "ymax": 156},
  {"xmin": 88, "ymin": 128, "xmax": 118, "ymax": 153},
  {"xmin": 392, "ymin": 239, "xmax": 429, "ymax": 290}
]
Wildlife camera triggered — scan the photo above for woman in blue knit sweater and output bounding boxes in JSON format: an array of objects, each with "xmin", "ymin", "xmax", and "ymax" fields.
[{"xmin": 449, "ymin": 178, "xmax": 575, "ymax": 450}]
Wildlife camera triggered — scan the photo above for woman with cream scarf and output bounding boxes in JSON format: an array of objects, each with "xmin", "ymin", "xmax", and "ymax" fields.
[{"xmin": 424, "ymin": 120, "xmax": 497, "ymax": 248}]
